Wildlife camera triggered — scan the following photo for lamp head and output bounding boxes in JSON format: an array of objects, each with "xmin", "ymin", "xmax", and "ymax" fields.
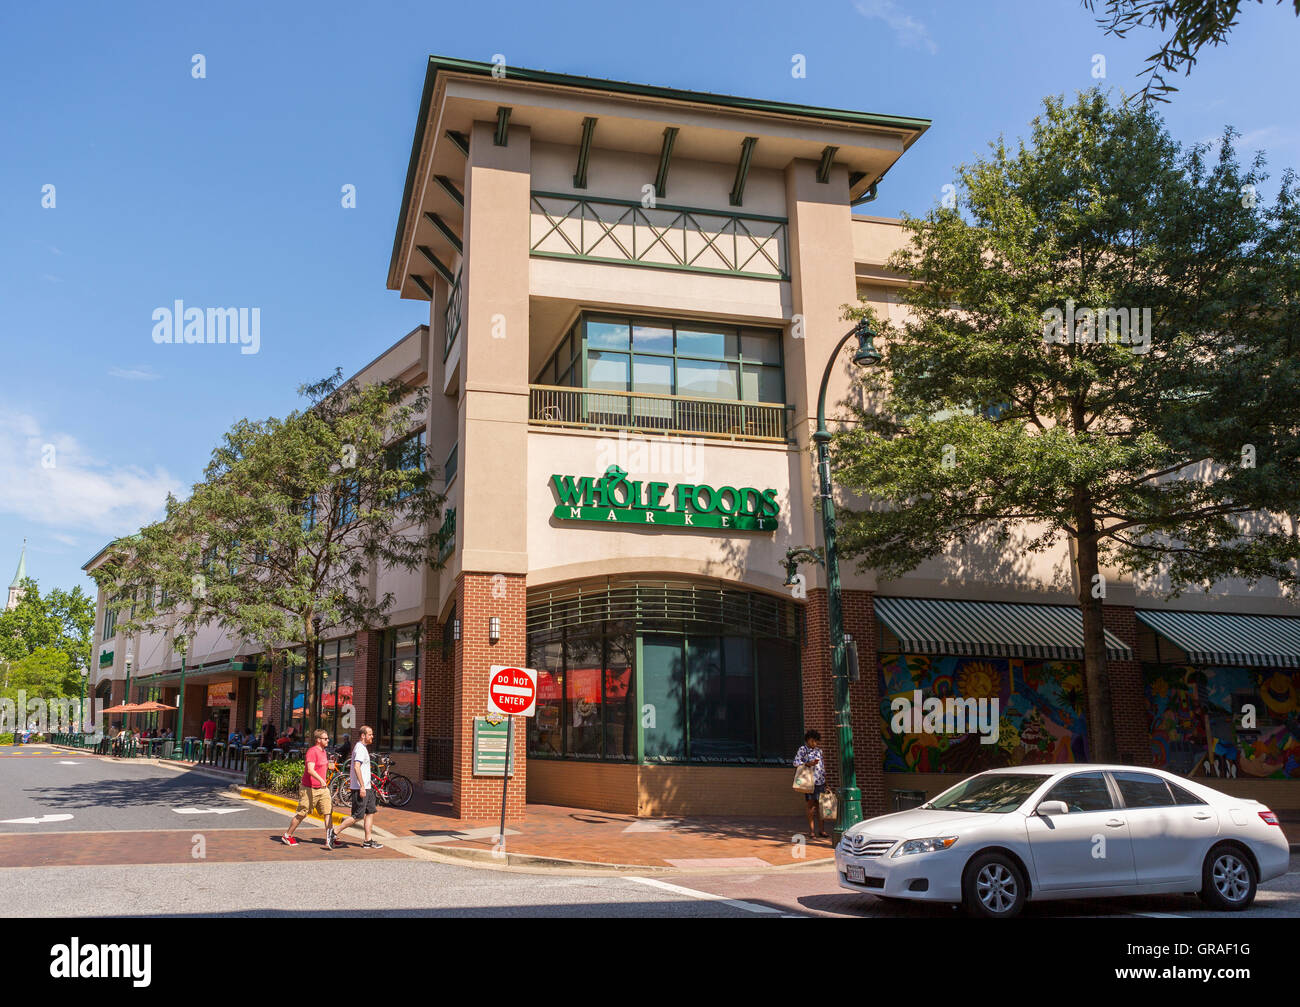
[{"xmin": 850, "ymin": 318, "xmax": 883, "ymax": 367}]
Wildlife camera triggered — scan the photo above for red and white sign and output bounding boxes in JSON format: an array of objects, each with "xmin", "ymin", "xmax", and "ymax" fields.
[{"xmin": 487, "ymin": 665, "xmax": 538, "ymax": 718}]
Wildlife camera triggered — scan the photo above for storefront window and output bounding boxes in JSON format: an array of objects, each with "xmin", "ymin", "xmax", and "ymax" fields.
[
  {"xmin": 527, "ymin": 584, "xmax": 800, "ymax": 765},
  {"xmin": 377, "ymin": 627, "xmax": 419, "ymax": 752}
]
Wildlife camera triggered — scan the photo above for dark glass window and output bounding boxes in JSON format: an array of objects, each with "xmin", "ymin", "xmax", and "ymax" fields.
[
  {"xmin": 1044, "ymin": 772, "xmax": 1114, "ymax": 813},
  {"xmin": 377, "ymin": 627, "xmax": 419, "ymax": 752},
  {"xmin": 1167, "ymin": 781, "xmax": 1207, "ymax": 806},
  {"xmin": 1113, "ymin": 772, "xmax": 1175, "ymax": 808}
]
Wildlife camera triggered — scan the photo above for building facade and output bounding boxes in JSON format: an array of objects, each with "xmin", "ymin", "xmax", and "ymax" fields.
[{"xmin": 86, "ymin": 57, "xmax": 1300, "ymax": 818}]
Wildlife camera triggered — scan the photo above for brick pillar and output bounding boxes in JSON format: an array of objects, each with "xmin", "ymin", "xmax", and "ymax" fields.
[
  {"xmin": 452, "ymin": 572, "xmax": 526, "ymax": 821},
  {"xmin": 800, "ymin": 590, "xmax": 838, "ymax": 788},
  {"xmin": 423, "ymin": 617, "xmax": 455, "ymax": 781},
  {"xmin": 265, "ymin": 656, "xmax": 285, "ymax": 739},
  {"xmin": 181, "ymin": 681, "xmax": 204, "ymax": 739},
  {"xmin": 1103, "ymin": 604, "xmax": 1153, "ymax": 766},
  {"xmin": 353, "ymin": 630, "xmax": 381, "ymax": 736},
  {"xmin": 843, "ymin": 589, "xmax": 886, "ymax": 817}
]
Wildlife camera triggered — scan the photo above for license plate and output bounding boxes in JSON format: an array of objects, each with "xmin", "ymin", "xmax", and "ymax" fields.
[{"xmin": 846, "ymin": 865, "xmax": 866, "ymax": 884}]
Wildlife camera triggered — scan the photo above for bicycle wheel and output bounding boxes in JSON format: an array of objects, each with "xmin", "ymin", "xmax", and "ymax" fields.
[
  {"xmin": 382, "ymin": 773, "xmax": 414, "ymax": 808},
  {"xmin": 331, "ymin": 775, "xmax": 350, "ymax": 810}
]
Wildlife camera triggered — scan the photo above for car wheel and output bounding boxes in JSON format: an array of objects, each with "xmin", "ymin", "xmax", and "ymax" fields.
[
  {"xmin": 963, "ymin": 852, "xmax": 1027, "ymax": 919},
  {"xmin": 1199, "ymin": 845, "xmax": 1257, "ymax": 911}
]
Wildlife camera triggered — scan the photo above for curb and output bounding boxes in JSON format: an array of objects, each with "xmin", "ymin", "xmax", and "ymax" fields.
[
  {"xmin": 409, "ymin": 842, "xmax": 837, "ymax": 874},
  {"xmin": 233, "ymin": 787, "xmax": 395, "ymax": 838}
]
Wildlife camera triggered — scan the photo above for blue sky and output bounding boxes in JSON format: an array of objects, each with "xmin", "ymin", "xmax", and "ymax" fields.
[{"xmin": 1, "ymin": 0, "xmax": 1297, "ymax": 598}]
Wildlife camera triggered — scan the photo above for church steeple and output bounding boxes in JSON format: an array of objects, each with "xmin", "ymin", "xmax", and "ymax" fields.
[{"xmin": 7, "ymin": 539, "xmax": 26, "ymax": 610}]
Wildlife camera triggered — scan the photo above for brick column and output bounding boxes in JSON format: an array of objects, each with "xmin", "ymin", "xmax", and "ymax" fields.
[
  {"xmin": 843, "ymin": 589, "xmax": 886, "ymax": 817},
  {"xmin": 265, "ymin": 656, "xmax": 285, "ymax": 738},
  {"xmin": 452, "ymin": 572, "xmax": 526, "ymax": 821},
  {"xmin": 1102, "ymin": 604, "xmax": 1153, "ymax": 766},
  {"xmin": 423, "ymin": 617, "xmax": 455, "ymax": 781},
  {"xmin": 800, "ymin": 590, "xmax": 839, "ymax": 786},
  {"xmin": 352, "ymin": 630, "xmax": 381, "ymax": 735}
]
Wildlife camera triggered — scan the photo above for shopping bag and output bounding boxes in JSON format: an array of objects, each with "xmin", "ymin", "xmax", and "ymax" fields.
[
  {"xmin": 819, "ymin": 788, "xmax": 839, "ymax": 820},
  {"xmin": 793, "ymin": 765, "xmax": 816, "ymax": 793}
]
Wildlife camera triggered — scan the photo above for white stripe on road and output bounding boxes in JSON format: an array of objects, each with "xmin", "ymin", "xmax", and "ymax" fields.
[
  {"xmin": 626, "ymin": 876, "xmax": 789, "ymax": 915},
  {"xmin": 1128, "ymin": 911, "xmax": 1187, "ymax": 918}
]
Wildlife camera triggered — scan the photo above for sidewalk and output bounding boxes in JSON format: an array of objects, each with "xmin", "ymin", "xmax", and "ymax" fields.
[{"xmin": 349, "ymin": 791, "xmax": 835, "ymax": 871}]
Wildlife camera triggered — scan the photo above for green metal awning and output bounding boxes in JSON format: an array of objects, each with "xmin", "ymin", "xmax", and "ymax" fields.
[
  {"xmin": 1135, "ymin": 609, "xmax": 1300, "ymax": 668},
  {"xmin": 136, "ymin": 660, "xmax": 259, "ymax": 687},
  {"xmin": 874, "ymin": 597, "xmax": 1133, "ymax": 662}
]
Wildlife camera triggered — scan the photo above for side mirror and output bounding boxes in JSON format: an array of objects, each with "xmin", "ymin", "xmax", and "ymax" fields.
[{"xmin": 1037, "ymin": 800, "xmax": 1070, "ymax": 817}]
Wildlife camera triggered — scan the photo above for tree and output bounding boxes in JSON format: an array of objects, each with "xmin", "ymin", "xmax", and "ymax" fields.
[
  {"xmin": 0, "ymin": 577, "xmax": 95, "ymax": 681},
  {"xmin": 1085, "ymin": 0, "xmax": 1300, "ymax": 103},
  {"xmin": 96, "ymin": 371, "xmax": 448, "ymax": 724},
  {"xmin": 833, "ymin": 90, "xmax": 1300, "ymax": 762},
  {"xmin": 3, "ymin": 648, "xmax": 78, "ymax": 703}
]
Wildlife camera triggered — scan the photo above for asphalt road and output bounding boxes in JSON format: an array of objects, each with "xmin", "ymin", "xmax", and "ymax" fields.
[{"xmin": 2, "ymin": 748, "xmax": 1298, "ymax": 919}]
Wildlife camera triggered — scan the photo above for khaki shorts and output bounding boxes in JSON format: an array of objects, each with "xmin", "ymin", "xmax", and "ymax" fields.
[{"xmin": 296, "ymin": 786, "xmax": 332, "ymax": 818}]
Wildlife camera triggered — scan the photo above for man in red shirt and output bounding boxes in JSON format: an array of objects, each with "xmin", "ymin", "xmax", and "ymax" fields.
[
  {"xmin": 282, "ymin": 729, "xmax": 334, "ymax": 849},
  {"xmin": 201, "ymin": 716, "xmax": 216, "ymax": 741}
]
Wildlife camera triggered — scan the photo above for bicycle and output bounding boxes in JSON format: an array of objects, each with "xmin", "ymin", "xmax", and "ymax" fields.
[{"xmin": 328, "ymin": 754, "xmax": 414, "ymax": 809}]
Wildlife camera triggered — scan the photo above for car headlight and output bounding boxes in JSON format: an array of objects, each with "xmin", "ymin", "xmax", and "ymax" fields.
[{"xmin": 892, "ymin": 836, "xmax": 958, "ymax": 857}]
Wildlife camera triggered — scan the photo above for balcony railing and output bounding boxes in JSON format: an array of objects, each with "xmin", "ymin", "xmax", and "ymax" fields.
[
  {"xmin": 529, "ymin": 385, "xmax": 789, "ymax": 443},
  {"xmin": 443, "ymin": 268, "xmax": 462, "ymax": 361},
  {"xmin": 530, "ymin": 192, "xmax": 788, "ymax": 280}
]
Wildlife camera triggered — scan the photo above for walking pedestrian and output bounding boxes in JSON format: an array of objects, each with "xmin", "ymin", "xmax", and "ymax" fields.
[
  {"xmin": 331, "ymin": 725, "xmax": 382, "ymax": 849},
  {"xmin": 281, "ymin": 729, "xmax": 334, "ymax": 849},
  {"xmin": 794, "ymin": 729, "xmax": 829, "ymax": 839}
]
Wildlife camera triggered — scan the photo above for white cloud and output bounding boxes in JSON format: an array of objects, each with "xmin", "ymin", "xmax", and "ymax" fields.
[
  {"xmin": 0, "ymin": 410, "xmax": 180, "ymax": 539},
  {"xmin": 854, "ymin": 0, "xmax": 938, "ymax": 54},
  {"xmin": 109, "ymin": 365, "xmax": 163, "ymax": 381}
]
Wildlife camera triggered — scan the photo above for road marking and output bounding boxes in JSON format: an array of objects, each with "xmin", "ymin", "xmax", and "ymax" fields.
[
  {"xmin": 1, "ymin": 814, "xmax": 74, "ymax": 825},
  {"xmin": 58, "ymin": 761, "xmax": 81, "ymax": 765},
  {"xmin": 172, "ymin": 807, "xmax": 245, "ymax": 815},
  {"xmin": 626, "ymin": 875, "xmax": 787, "ymax": 915},
  {"xmin": 1128, "ymin": 911, "xmax": 1186, "ymax": 918},
  {"xmin": 665, "ymin": 857, "xmax": 773, "ymax": 869}
]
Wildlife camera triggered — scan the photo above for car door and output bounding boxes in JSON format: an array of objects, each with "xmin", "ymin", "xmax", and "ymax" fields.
[
  {"xmin": 1112, "ymin": 771, "xmax": 1218, "ymax": 886},
  {"xmin": 1025, "ymin": 771, "xmax": 1138, "ymax": 891}
]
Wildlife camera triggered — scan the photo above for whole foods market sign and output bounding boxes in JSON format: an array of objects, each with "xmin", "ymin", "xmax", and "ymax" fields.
[{"xmin": 551, "ymin": 466, "xmax": 779, "ymax": 532}]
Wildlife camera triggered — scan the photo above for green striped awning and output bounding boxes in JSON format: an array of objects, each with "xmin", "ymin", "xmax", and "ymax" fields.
[
  {"xmin": 1136, "ymin": 609, "xmax": 1300, "ymax": 668},
  {"xmin": 873, "ymin": 597, "xmax": 1133, "ymax": 662}
]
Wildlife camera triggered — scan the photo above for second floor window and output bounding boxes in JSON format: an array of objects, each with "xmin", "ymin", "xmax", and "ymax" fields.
[{"xmin": 535, "ymin": 314, "xmax": 785, "ymax": 405}]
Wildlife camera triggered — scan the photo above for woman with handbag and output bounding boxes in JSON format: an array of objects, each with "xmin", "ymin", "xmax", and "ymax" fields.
[{"xmin": 793, "ymin": 729, "xmax": 829, "ymax": 839}]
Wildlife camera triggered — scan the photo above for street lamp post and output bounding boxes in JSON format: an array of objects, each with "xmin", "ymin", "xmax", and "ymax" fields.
[
  {"xmin": 124, "ymin": 647, "xmax": 134, "ymax": 732},
  {"xmin": 77, "ymin": 658, "xmax": 88, "ymax": 741},
  {"xmin": 173, "ymin": 637, "xmax": 188, "ymax": 759},
  {"xmin": 787, "ymin": 318, "xmax": 882, "ymax": 840}
]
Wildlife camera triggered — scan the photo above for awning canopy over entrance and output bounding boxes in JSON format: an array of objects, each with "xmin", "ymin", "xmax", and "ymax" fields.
[
  {"xmin": 135, "ymin": 661, "xmax": 259, "ymax": 687},
  {"xmin": 873, "ymin": 597, "xmax": 1133, "ymax": 662},
  {"xmin": 1136, "ymin": 609, "xmax": 1300, "ymax": 668}
]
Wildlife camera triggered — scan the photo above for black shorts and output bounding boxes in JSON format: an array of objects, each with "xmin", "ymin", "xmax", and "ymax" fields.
[
  {"xmin": 805, "ymin": 783, "xmax": 826, "ymax": 803},
  {"xmin": 350, "ymin": 788, "xmax": 378, "ymax": 817}
]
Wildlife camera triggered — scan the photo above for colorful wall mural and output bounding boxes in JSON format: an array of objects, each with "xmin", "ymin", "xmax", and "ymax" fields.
[
  {"xmin": 1143, "ymin": 664, "xmax": 1300, "ymax": 779},
  {"xmin": 879, "ymin": 653, "xmax": 1089, "ymax": 773}
]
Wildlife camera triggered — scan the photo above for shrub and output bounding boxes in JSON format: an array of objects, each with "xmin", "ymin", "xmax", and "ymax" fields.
[
  {"xmin": 0, "ymin": 733, "xmax": 13, "ymax": 745},
  {"xmin": 257, "ymin": 759, "xmax": 305, "ymax": 794}
]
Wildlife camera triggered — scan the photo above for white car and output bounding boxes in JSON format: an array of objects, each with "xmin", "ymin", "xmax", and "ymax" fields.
[{"xmin": 836, "ymin": 764, "xmax": 1289, "ymax": 918}]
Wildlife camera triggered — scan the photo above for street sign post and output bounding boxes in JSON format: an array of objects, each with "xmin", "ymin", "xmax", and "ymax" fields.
[{"xmin": 487, "ymin": 666, "xmax": 537, "ymax": 856}]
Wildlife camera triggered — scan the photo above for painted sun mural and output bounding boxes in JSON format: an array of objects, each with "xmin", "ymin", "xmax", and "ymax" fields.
[
  {"xmin": 1143, "ymin": 664, "xmax": 1300, "ymax": 779},
  {"xmin": 879, "ymin": 653, "xmax": 1090, "ymax": 773}
]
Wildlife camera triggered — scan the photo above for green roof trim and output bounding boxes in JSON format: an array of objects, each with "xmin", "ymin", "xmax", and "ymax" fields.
[{"xmin": 389, "ymin": 55, "xmax": 931, "ymax": 289}]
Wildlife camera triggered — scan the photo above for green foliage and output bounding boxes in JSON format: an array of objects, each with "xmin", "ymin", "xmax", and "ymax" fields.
[
  {"xmin": 0, "ymin": 733, "xmax": 12, "ymax": 745},
  {"xmin": 94, "ymin": 371, "xmax": 448, "ymax": 677},
  {"xmin": 1, "ymin": 648, "xmax": 79, "ymax": 703},
  {"xmin": 0, "ymin": 580, "xmax": 94, "ymax": 696},
  {"xmin": 257, "ymin": 759, "xmax": 306, "ymax": 794},
  {"xmin": 1086, "ymin": 0, "xmax": 1300, "ymax": 103},
  {"xmin": 834, "ymin": 90, "xmax": 1300, "ymax": 760}
]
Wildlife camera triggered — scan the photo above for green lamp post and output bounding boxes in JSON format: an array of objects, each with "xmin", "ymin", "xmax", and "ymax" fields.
[
  {"xmin": 77, "ymin": 657, "xmax": 88, "ymax": 741},
  {"xmin": 786, "ymin": 317, "xmax": 882, "ymax": 840},
  {"xmin": 123, "ymin": 646, "xmax": 134, "ymax": 731},
  {"xmin": 173, "ymin": 635, "xmax": 188, "ymax": 759}
]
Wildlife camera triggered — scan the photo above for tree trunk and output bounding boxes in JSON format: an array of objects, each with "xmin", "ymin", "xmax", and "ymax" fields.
[{"xmin": 1074, "ymin": 526, "xmax": 1118, "ymax": 763}]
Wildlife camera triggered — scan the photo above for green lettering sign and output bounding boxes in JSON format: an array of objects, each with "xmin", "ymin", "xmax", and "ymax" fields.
[{"xmin": 549, "ymin": 466, "xmax": 780, "ymax": 532}]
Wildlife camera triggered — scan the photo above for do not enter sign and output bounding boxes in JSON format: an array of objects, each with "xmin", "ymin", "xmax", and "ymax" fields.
[{"xmin": 487, "ymin": 666, "xmax": 538, "ymax": 718}]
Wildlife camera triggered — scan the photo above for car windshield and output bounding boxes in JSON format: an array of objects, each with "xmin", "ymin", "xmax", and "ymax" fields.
[{"xmin": 925, "ymin": 773, "xmax": 1051, "ymax": 814}]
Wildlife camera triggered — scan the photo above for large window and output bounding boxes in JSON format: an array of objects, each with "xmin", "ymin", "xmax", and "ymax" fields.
[
  {"xmin": 534, "ymin": 314, "xmax": 785, "ymax": 405},
  {"xmin": 377, "ymin": 626, "xmax": 420, "ymax": 752},
  {"xmin": 526, "ymin": 583, "xmax": 802, "ymax": 765}
]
